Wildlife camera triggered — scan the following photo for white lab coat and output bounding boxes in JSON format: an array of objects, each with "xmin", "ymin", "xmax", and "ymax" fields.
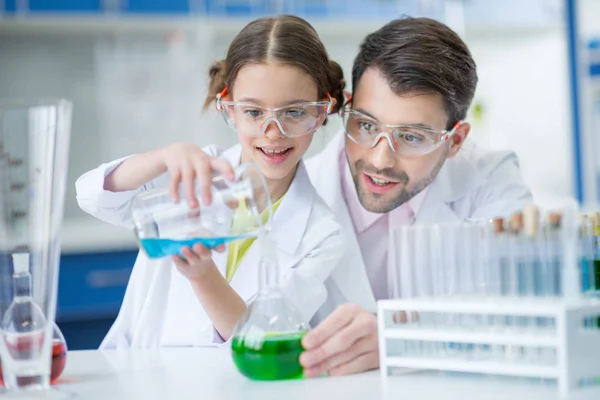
[
  {"xmin": 306, "ymin": 133, "xmax": 533, "ymax": 322},
  {"xmin": 75, "ymin": 144, "xmax": 345, "ymax": 349}
]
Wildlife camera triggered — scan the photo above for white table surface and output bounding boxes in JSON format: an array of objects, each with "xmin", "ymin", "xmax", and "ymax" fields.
[{"xmin": 47, "ymin": 348, "xmax": 600, "ymax": 400}]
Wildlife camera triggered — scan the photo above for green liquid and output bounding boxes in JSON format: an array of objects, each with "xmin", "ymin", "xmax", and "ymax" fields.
[
  {"xmin": 595, "ymin": 259, "xmax": 600, "ymax": 292},
  {"xmin": 231, "ymin": 331, "xmax": 306, "ymax": 380},
  {"xmin": 596, "ymin": 260, "xmax": 600, "ymax": 328}
]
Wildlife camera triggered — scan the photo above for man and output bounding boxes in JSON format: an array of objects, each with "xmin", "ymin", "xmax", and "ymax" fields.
[{"xmin": 300, "ymin": 17, "xmax": 532, "ymax": 377}]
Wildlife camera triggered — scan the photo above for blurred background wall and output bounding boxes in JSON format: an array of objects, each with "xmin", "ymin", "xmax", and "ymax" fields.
[{"xmin": 0, "ymin": 0, "xmax": 598, "ymax": 348}]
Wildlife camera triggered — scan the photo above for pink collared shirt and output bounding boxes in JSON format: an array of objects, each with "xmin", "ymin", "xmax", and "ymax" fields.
[{"xmin": 339, "ymin": 151, "xmax": 428, "ymax": 300}]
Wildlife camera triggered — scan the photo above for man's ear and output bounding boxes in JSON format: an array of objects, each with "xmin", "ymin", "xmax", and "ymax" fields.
[{"xmin": 447, "ymin": 122, "xmax": 470, "ymax": 158}]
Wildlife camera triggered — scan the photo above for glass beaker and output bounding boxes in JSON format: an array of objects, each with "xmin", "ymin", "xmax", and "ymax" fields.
[
  {"xmin": 0, "ymin": 99, "xmax": 72, "ymax": 398},
  {"xmin": 132, "ymin": 162, "xmax": 272, "ymax": 259},
  {"xmin": 231, "ymin": 235, "xmax": 309, "ymax": 381}
]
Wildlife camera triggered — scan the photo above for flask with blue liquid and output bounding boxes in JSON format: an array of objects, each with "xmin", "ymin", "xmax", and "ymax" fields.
[{"xmin": 131, "ymin": 162, "xmax": 272, "ymax": 259}]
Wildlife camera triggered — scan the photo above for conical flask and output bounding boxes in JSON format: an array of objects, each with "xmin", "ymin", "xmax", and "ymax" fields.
[{"xmin": 231, "ymin": 235, "xmax": 309, "ymax": 380}]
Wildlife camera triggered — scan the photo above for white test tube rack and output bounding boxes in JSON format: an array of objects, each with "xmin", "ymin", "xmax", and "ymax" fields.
[{"xmin": 377, "ymin": 297, "xmax": 600, "ymax": 397}]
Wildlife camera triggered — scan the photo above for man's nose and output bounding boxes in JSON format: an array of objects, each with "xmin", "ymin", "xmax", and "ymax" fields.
[{"xmin": 369, "ymin": 133, "xmax": 397, "ymax": 170}]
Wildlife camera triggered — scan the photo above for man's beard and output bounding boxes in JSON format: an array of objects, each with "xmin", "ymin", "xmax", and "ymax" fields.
[{"xmin": 350, "ymin": 146, "xmax": 449, "ymax": 214}]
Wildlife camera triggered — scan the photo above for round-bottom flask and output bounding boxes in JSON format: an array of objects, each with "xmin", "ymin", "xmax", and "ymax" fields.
[
  {"xmin": 0, "ymin": 322, "xmax": 67, "ymax": 387},
  {"xmin": 0, "ymin": 253, "xmax": 68, "ymax": 389}
]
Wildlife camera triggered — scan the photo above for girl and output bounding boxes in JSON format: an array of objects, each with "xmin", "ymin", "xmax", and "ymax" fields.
[{"xmin": 76, "ymin": 15, "xmax": 347, "ymax": 348}]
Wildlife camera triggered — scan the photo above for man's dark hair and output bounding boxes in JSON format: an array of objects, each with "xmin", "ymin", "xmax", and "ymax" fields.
[{"xmin": 352, "ymin": 17, "xmax": 478, "ymax": 129}]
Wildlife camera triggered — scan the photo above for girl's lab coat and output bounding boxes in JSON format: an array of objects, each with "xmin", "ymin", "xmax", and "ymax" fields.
[
  {"xmin": 75, "ymin": 144, "xmax": 345, "ymax": 349},
  {"xmin": 306, "ymin": 133, "xmax": 533, "ymax": 323}
]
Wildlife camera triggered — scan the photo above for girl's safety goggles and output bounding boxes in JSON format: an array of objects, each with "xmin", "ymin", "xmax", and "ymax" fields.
[
  {"xmin": 216, "ymin": 88, "xmax": 336, "ymax": 138},
  {"xmin": 341, "ymin": 107, "xmax": 462, "ymax": 157}
]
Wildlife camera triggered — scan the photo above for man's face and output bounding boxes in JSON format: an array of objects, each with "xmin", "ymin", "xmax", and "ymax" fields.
[{"xmin": 346, "ymin": 67, "xmax": 469, "ymax": 213}]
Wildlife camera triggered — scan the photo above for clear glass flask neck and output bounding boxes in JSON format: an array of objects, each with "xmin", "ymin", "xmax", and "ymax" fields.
[
  {"xmin": 258, "ymin": 234, "xmax": 279, "ymax": 293},
  {"xmin": 13, "ymin": 273, "xmax": 33, "ymax": 298}
]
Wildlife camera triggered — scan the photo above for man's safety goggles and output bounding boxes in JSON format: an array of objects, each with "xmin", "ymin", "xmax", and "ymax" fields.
[{"xmin": 341, "ymin": 107, "xmax": 461, "ymax": 157}]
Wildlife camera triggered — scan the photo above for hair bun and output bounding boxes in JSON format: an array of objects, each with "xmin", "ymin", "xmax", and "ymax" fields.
[
  {"xmin": 327, "ymin": 60, "xmax": 346, "ymax": 114},
  {"xmin": 203, "ymin": 59, "xmax": 227, "ymax": 110}
]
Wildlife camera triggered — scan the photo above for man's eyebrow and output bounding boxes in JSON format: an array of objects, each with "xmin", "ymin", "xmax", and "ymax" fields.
[
  {"xmin": 401, "ymin": 123, "xmax": 436, "ymax": 130},
  {"xmin": 353, "ymin": 108, "xmax": 436, "ymax": 130},
  {"xmin": 353, "ymin": 108, "xmax": 378, "ymax": 120}
]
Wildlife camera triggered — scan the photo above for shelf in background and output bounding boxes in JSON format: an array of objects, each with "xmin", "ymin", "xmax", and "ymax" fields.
[
  {"xmin": 0, "ymin": 14, "xmax": 562, "ymax": 39},
  {"xmin": 0, "ymin": 15, "xmax": 390, "ymax": 37},
  {"xmin": 61, "ymin": 217, "xmax": 137, "ymax": 253}
]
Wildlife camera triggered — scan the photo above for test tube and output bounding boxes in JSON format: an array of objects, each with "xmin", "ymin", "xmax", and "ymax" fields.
[
  {"xmin": 546, "ymin": 213, "xmax": 563, "ymax": 297},
  {"xmin": 434, "ymin": 223, "xmax": 461, "ymax": 358},
  {"xmin": 461, "ymin": 223, "xmax": 476, "ymax": 297},
  {"xmin": 459, "ymin": 223, "xmax": 478, "ymax": 360},
  {"xmin": 395, "ymin": 225, "xmax": 416, "ymax": 299},
  {"xmin": 592, "ymin": 213, "xmax": 600, "ymax": 296},
  {"xmin": 489, "ymin": 218, "xmax": 507, "ymax": 361},
  {"xmin": 391, "ymin": 226, "xmax": 413, "ymax": 357},
  {"xmin": 507, "ymin": 213, "xmax": 524, "ymax": 361},
  {"xmin": 522, "ymin": 206, "xmax": 538, "ymax": 302},
  {"xmin": 561, "ymin": 205, "xmax": 584, "ymax": 300},
  {"xmin": 540, "ymin": 212, "xmax": 563, "ymax": 336},
  {"xmin": 476, "ymin": 221, "xmax": 495, "ymax": 359},
  {"xmin": 493, "ymin": 218, "xmax": 508, "ymax": 327},
  {"xmin": 541, "ymin": 212, "xmax": 562, "ymax": 364},
  {"xmin": 523, "ymin": 206, "xmax": 540, "ymax": 364},
  {"xmin": 431, "ymin": 224, "xmax": 449, "ymax": 356},
  {"xmin": 579, "ymin": 214, "xmax": 594, "ymax": 297},
  {"xmin": 414, "ymin": 225, "xmax": 438, "ymax": 357},
  {"xmin": 508, "ymin": 213, "xmax": 523, "ymax": 302},
  {"xmin": 592, "ymin": 213, "xmax": 600, "ymax": 328}
]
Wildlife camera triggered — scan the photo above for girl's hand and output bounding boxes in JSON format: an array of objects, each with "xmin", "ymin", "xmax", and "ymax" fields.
[
  {"xmin": 158, "ymin": 142, "xmax": 235, "ymax": 208},
  {"xmin": 172, "ymin": 243, "xmax": 226, "ymax": 282}
]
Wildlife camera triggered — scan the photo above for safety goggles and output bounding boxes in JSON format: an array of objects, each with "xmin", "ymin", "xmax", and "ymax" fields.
[
  {"xmin": 215, "ymin": 88, "xmax": 336, "ymax": 138},
  {"xmin": 341, "ymin": 107, "xmax": 462, "ymax": 157}
]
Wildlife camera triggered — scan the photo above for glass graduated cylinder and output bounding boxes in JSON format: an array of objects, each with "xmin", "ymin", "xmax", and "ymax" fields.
[
  {"xmin": 0, "ymin": 99, "xmax": 71, "ymax": 397},
  {"xmin": 132, "ymin": 162, "xmax": 272, "ymax": 259},
  {"xmin": 231, "ymin": 235, "xmax": 309, "ymax": 380}
]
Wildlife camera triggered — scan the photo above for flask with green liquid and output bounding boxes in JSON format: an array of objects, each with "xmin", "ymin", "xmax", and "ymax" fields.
[{"xmin": 231, "ymin": 234, "xmax": 309, "ymax": 380}]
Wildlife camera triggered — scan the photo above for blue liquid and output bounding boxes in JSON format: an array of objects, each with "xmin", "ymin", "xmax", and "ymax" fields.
[
  {"xmin": 140, "ymin": 236, "xmax": 251, "ymax": 259},
  {"xmin": 582, "ymin": 258, "xmax": 590, "ymax": 291}
]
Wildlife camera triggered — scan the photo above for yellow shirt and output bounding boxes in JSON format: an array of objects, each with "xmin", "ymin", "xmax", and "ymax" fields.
[{"xmin": 225, "ymin": 195, "xmax": 285, "ymax": 282}]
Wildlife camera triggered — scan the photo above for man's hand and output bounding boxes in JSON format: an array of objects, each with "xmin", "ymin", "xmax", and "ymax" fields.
[{"xmin": 299, "ymin": 303, "xmax": 379, "ymax": 377}]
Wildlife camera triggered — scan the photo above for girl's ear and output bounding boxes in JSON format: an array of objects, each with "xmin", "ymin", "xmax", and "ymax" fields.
[{"xmin": 343, "ymin": 91, "xmax": 352, "ymax": 106}]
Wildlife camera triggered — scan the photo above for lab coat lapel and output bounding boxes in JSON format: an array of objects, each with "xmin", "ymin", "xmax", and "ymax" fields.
[
  {"xmin": 308, "ymin": 134, "xmax": 377, "ymax": 311},
  {"xmin": 212, "ymin": 142, "xmax": 243, "ymax": 280},
  {"xmin": 228, "ymin": 161, "xmax": 314, "ymax": 302}
]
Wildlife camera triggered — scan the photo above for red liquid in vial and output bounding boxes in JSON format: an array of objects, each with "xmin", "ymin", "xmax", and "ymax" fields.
[{"xmin": 0, "ymin": 339, "xmax": 67, "ymax": 386}]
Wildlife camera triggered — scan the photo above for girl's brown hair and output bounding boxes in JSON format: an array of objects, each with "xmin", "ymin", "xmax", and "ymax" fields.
[{"xmin": 203, "ymin": 14, "xmax": 345, "ymax": 115}]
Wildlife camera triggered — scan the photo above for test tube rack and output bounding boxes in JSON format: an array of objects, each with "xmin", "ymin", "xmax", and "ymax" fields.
[{"xmin": 377, "ymin": 297, "xmax": 600, "ymax": 397}]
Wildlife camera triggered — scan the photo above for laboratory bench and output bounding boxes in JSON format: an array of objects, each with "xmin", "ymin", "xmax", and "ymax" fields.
[{"xmin": 50, "ymin": 347, "xmax": 600, "ymax": 399}]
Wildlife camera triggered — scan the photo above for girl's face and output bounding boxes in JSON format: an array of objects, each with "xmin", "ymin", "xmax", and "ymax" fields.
[{"xmin": 227, "ymin": 62, "xmax": 319, "ymax": 182}]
